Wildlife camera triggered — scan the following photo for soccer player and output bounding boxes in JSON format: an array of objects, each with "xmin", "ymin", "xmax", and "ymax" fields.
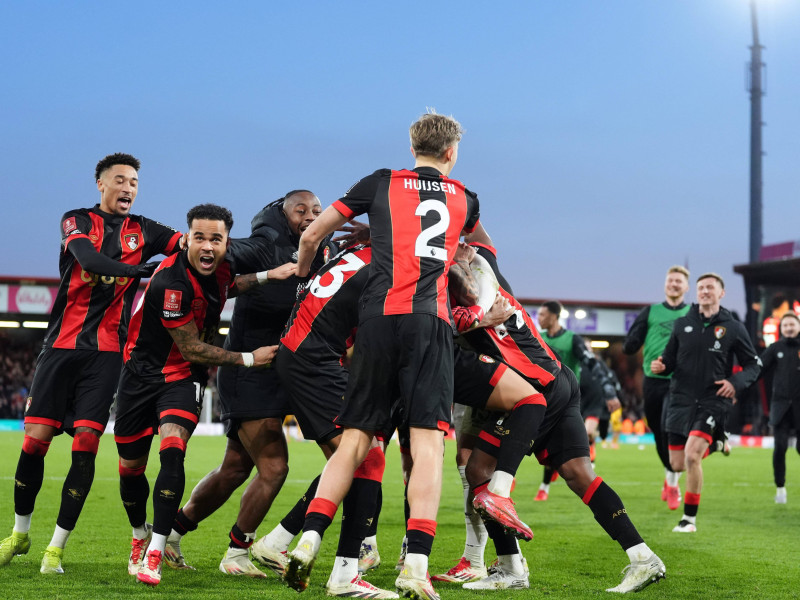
[
  {"xmin": 284, "ymin": 111, "xmax": 480, "ymax": 600},
  {"xmin": 652, "ymin": 273, "xmax": 761, "ymax": 533},
  {"xmin": 534, "ymin": 301, "xmax": 619, "ymax": 500},
  {"xmin": 0, "ymin": 153, "xmax": 182, "ymax": 574},
  {"xmin": 623, "ymin": 266, "xmax": 691, "ymax": 510},
  {"xmin": 752, "ymin": 311, "xmax": 800, "ymax": 504},
  {"xmin": 458, "ymin": 236, "xmax": 666, "ymax": 593},
  {"xmin": 114, "ymin": 204, "xmax": 296, "ymax": 586},
  {"xmin": 161, "ymin": 191, "xmax": 336, "ymax": 577}
]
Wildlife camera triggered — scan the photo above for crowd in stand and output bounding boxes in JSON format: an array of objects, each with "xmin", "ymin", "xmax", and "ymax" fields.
[{"xmin": 0, "ymin": 332, "xmax": 38, "ymax": 420}]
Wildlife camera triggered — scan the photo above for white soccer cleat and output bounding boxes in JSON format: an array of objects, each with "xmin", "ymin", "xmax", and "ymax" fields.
[
  {"xmin": 164, "ymin": 535, "xmax": 195, "ymax": 570},
  {"xmin": 431, "ymin": 557, "xmax": 487, "ymax": 583},
  {"xmin": 606, "ymin": 553, "xmax": 665, "ymax": 593},
  {"xmin": 128, "ymin": 524, "xmax": 152, "ymax": 576},
  {"xmin": 327, "ymin": 574, "xmax": 399, "ymax": 598},
  {"xmin": 775, "ymin": 488, "xmax": 787, "ymax": 504},
  {"xmin": 358, "ymin": 540, "xmax": 381, "ymax": 573},
  {"xmin": 219, "ymin": 547, "xmax": 267, "ymax": 578},
  {"xmin": 395, "ymin": 537, "xmax": 407, "ymax": 571},
  {"xmin": 462, "ymin": 563, "xmax": 528, "ymax": 590},
  {"xmin": 285, "ymin": 539, "xmax": 319, "ymax": 592},
  {"xmin": 672, "ymin": 519, "xmax": 697, "ymax": 533},
  {"xmin": 250, "ymin": 536, "xmax": 289, "ymax": 576},
  {"xmin": 395, "ymin": 569, "xmax": 440, "ymax": 600}
]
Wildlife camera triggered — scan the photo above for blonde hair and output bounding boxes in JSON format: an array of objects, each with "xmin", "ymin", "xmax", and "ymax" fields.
[
  {"xmin": 667, "ymin": 265, "xmax": 689, "ymax": 279},
  {"xmin": 409, "ymin": 110, "xmax": 464, "ymax": 159}
]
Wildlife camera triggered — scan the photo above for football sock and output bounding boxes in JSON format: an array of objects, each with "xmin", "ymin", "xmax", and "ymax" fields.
[
  {"xmin": 542, "ymin": 466, "xmax": 556, "ymax": 486},
  {"xmin": 264, "ymin": 523, "xmax": 295, "ymax": 552},
  {"xmin": 582, "ymin": 477, "xmax": 644, "ymax": 550},
  {"xmin": 14, "ymin": 436, "xmax": 50, "ymax": 516},
  {"xmin": 483, "ymin": 519, "xmax": 519, "ymax": 556},
  {"xmin": 152, "ymin": 443, "xmax": 186, "ymax": 536},
  {"xmin": 683, "ymin": 492, "xmax": 700, "ymax": 517},
  {"xmin": 538, "ymin": 482, "xmax": 550, "ymax": 494},
  {"xmin": 133, "ymin": 523, "xmax": 150, "ymax": 539},
  {"xmin": 303, "ymin": 497, "xmax": 337, "ymax": 536},
  {"xmin": 495, "ymin": 399, "xmax": 546, "ymax": 476},
  {"xmin": 366, "ymin": 485, "xmax": 382, "ymax": 538},
  {"xmin": 229, "ymin": 523, "xmax": 255, "ymax": 549},
  {"xmin": 666, "ymin": 470, "xmax": 681, "ymax": 487},
  {"xmin": 119, "ymin": 462, "xmax": 149, "ymax": 528},
  {"xmin": 171, "ymin": 507, "xmax": 198, "ymax": 538},
  {"xmin": 498, "ymin": 552, "xmax": 525, "ymax": 575},
  {"xmin": 14, "ymin": 513, "xmax": 32, "ymax": 535},
  {"xmin": 406, "ymin": 518, "xmax": 436, "ymax": 556},
  {"xmin": 149, "ymin": 532, "xmax": 167, "ymax": 554},
  {"xmin": 329, "ymin": 555, "xmax": 358, "ymax": 585},
  {"xmin": 625, "ymin": 542, "xmax": 654, "ymax": 562},
  {"xmin": 338, "ymin": 477, "xmax": 379, "ymax": 558},
  {"xmin": 459, "ymin": 465, "xmax": 487, "ymax": 567},
  {"xmin": 402, "ymin": 552, "xmax": 429, "ymax": 580},
  {"xmin": 281, "ymin": 475, "xmax": 319, "ymax": 535},
  {"xmin": 56, "ymin": 432, "xmax": 99, "ymax": 530},
  {"xmin": 48, "ymin": 525, "xmax": 71, "ymax": 549},
  {"xmin": 487, "ymin": 471, "xmax": 515, "ymax": 497}
]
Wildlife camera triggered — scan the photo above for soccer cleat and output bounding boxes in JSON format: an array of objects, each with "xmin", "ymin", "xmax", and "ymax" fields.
[
  {"xmin": 431, "ymin": 557, "xmax": 488, "ymax": 583},
  {"xmin": 473, "ymin": 490, "xmax": 533, "ymax": 541},
  {"xmin": 660, "ymin": 480, "xmax": 668, "ymax": 502},
  {"xmin": 395, "ymin": 537, "xmax": 407, "ymax": 571},
  {"xmin": 665, "ymin": 485, "xmax": 681, "ymax": 511},
  {"xmin": 40, "ymin": 545, "xmax": 64, "ymax": 574},
  {"xmin": 219, "ymin": 547, "xmax": 268, "ymax": 578},
  {"xmin": 0, "ymin": 531, "xmax": 31, "ymax": 566},
  {"xmin": 285, "ymin": 540, "xmax": 318, "ymax": 592},
  {"xmin": 137, "ymin": 549, "xmax": 163, "ymax": 586},
  {"xmin": 395, "ymin": 569, "xmax": 440, "ymax": 600},
  {"xmin": 327, "ymin": 574, "xmax": 400, "ymax": 598},
  {"xmin": 358, "ymin": 540, "xmax": 381, "ymax": 573},
  {"xmin": 672, "ymin": 519, "xmax": 697, "ymax": 533},
  {"xmin": 250, "ymin": 536, "xmax": 288, "ymax": 576},
  {"xmin": 775, "ymin": 488, "xmax": 787, "ymax": 504},
  {"xmin": 164, "ymin": 535, "xmax": 195, "ymax": 570},
  {"xmin": 128, "ymin": 524, "xmax": 152, "ymax": 575},
  {"xmin": 534, "ymin": 489, "xmax": 548, "ymax": 502},
  {"xmin": 462, "ymin": 562, "xmax": 528, "ymax": 590},
  {"xmin": 488, "ymin": 555, "xmax": 528, "ymax": 577},
  {"xmin": 606, "ymin": 553, "xmax": 665, "ymax": 593},
  {"xmin": 589, "ymin": 443, "xmax": 597, "ymax": 463}
]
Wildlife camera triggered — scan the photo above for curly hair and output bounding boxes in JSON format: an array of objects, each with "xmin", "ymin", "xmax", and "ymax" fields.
[
  {"xmin": 186, "ymin": 203, "xmax": 234, "ymax": 233},
  {"xmin": 95, "ymin": 153, "xmax": 141, "ymax": 181}
]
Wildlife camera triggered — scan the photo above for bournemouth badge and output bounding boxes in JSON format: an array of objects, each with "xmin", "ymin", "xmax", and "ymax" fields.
[
  {"xmin": 124, "ymin": 233, "xmax": 140, "ymax": 251},
  {"xmin": 714, "ymin": 326, "xmax": 726, "ymax": 339}
]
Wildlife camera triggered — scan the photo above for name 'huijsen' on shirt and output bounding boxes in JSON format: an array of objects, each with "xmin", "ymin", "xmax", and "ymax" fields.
[{"xmin": 403, "ymin": 179, "xmax": 457, "ymax": 194}]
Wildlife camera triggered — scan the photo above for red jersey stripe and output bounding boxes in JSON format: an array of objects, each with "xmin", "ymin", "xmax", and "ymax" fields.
[{"xmin": 332, "ymin": 200, "xmax": 356, "ymax": 219}]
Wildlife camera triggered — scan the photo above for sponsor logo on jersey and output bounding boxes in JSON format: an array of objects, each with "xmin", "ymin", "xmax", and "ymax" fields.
[
  {"xmin": 164, "ymin": 289, "xmax": 182, "ymax": 312},
  {"xmin": 124, "ymin": 233, "xmax": 140, "ymax": 251},
  {"xmin": 479, "ymin": 354, "xmax": 495, "ymax": 363},
  {"xmin": 90, "ymin": 234, "xmax": 99, "ymax": 242},
  {"xmin": 714, "ymin": 326, "xmax": 726, "ymax": 339},
  {"xmin": 62, "ymin": 217, "xmax": 77, "ymax": 234}
]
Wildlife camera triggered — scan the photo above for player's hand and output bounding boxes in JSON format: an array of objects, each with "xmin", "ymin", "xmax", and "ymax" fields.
[
  {"xmin": 332, "ymin": 220, "xmax": 370, "ymax": 246},
  {"xmin": 606, "ymin": 397, "xmax": 621, "ymax": 413},
  {"xmin": 135, "ymin": 262, "xmax": 160, "ymax": 278},
  {"xmin": 454, "ymin": 241, "xmax": 476, "ymax": 265},
  {"xmin": 268, "ymin": 263, "xmax": 298, "ymax": 281},
  {"xmin": 650, "ymin": 357, "xmax": 665, "ymax": 374},
  {"xmin": 715, "ymin": 379, "xmax": 736, "ymax": 399},
  {"xmin": 252, "ymin": 345, "xmax": 279, "ymax": 368},
  {"xmin": 479, "ymin": 293, "xmax": 514, "ymax": 328}
]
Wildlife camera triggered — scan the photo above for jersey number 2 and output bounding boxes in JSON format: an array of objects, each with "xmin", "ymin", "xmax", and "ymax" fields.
[{"xmin": 414, "ymin": 200, "xmax": 450, "ymax": 261}]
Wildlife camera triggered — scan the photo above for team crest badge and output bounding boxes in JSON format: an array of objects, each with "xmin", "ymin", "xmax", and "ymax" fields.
[
  {"xmin": 323, "ymin": 246, "xmax": 330, "ymax": 263},
  {"xmin": 164, "ymin": 289, "xmax": 182, "ymax": 311},
  {"xmin": 479, "ymin": 354, "xmax": 495, "ymax": 363},
  {"xmin": 714, "ymin": 326, "xmax": 726, "ymax": 339},
  {"xmin": 124, "ymin": 233, "xmax": 140, "ymax": 251},
  {"xmin": 25, "ymin": 396, "xmax": 32, "ymax": 413},
  {"xmin": 62, "ymin": 217, "xmax": 77, "ymax": 235}
]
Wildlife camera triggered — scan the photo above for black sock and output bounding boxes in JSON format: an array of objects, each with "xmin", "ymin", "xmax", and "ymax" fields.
[
  {"xmin": 120, "ymin": 469, "xmax": 150, "ymax": 528},
  {"xmin": 337, "ymin": 478, "xmax": 380, "ymax": 558},
  {"xmin": 496, "ymin": 402, "xmax": 546, "ymax": 476},
  {"xmin": 152, "ymin": 447, "xmax": 185, "ymax": 537},
  {"xmin": 585, "ymin": 479, "xmax": 643, "ymax": 550},
  {"xmin": 484, "ymin": 519, "xmax": 519, "ymax": 555},
  {"xmin": 366, "ymin": 485, "xmax": 382, "ymax": 538},
  {"xmin": 281, "ymin": 475, "xmax": 320, "ymax": 535},
  {"xmin": 229, "ymin": 523, "xmax": 254, "ymax": 549},
  {"xmin": 56, "ymin": 451, "xmax": 96, "ymax": 530},
  {"xmin": 172, "ymin": 508, "xmax": 198, "ymax": 536},
  {"xmin": 14, "ymin": 449, "xmax": 46, "ymax": 516},
  {"xmin": 543, "ymin": 466, "xmax": 556, "ymax": 485}
]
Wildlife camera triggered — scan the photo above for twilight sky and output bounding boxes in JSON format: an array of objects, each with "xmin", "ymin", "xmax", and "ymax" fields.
[{"xmin": 2, "ymin": 0, "xmax": 798, "ymax": 315}]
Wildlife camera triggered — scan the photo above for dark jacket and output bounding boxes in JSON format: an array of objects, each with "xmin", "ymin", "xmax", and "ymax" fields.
[{"xmin": 760, "ymin": 336, "xmax": 800, "ymax": 425}]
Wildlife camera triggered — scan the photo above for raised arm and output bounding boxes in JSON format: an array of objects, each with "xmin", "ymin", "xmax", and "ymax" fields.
[{"xmin": 297, "ymin": 206, "xmax": 349, "ymax": 277}]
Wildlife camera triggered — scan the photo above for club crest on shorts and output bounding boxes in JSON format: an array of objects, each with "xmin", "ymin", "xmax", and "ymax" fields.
[
  {"xmin": 714, "ymin": 326, "xmax": 726, "ymax": 339},
  {"xmin": 164, "ymin": 289, "xmax": 182, "ymax": 311},
  {"xmin": 479, "ymin": 354, "xmax": 495, "ymax": 363},
  {"xmin": 123, "ymin": 233, "xmax": 140, "ymax": 251}
]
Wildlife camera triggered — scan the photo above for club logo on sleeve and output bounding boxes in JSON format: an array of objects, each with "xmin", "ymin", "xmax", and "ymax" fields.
[
  {"xmin": 479, "ymin": 354, "xmax": 495, "ymax": 363},
  {"xmin": 714, "ymin": 326, "xmax": 726, "ymax": 339},
  {"xmin": 62, "ymin": 217, "xmax": 77, "ymax": 234},
  {"xmin": 164, "ymin": 289, "xmax": 182, "ymax": 312},
  {"xmin": 123, "ymin": 233, "xmax": 140, "ymax": 251}
]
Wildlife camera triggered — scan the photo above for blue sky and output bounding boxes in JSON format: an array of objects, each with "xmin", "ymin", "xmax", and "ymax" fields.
[{"xmin": 2, "ymin": 0, "xmax": 798, "ymax": 315}]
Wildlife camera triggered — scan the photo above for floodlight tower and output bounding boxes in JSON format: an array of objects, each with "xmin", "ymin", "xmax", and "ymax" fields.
[{"xmin": 747, "ymin": 0, "xmax": 764, "ymax": 264}]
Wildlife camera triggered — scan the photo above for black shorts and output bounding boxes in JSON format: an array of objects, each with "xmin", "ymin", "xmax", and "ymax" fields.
[
  {"xmin": 276, "ymin": 346, "xmax": 344, "ymax": 443},
  {"xmin": 454, "ymin": 345, "xmax": 507, "ymax": 409},
  {"xmin": 580, "ymin": 392, "xmax": 605, "ymax": 421},
  {"xmin": 217, "ymin": 362, "xmax": 289, "ymax": 422},
  {"xmin": 114, "ymin": 366, "xmax": 202, "ymax": 440},
  {"xmin": 340, "ymin": 314, "xmax": 453, "ymax": 432},
  {"xmin": 665, "ymin": 393, "xmax": 730, "ymax": 443},
  {"xmin": 26, "ymin": 348, "xmax": 121, "ymax": 433}
]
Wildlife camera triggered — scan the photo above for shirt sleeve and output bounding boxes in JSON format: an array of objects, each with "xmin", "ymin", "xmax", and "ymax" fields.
[
  {"xmin": 333, "ymin": 171, "xmax": 382, "ymax": 219},
  {"xmin": 659, "ymin": 330, "xmax": 679, "ymax": 375},
  {"xmin": 68, "ymin": 237, "xmax": 142, "ymax": 277},
  {"xmin": 622, "ymin": 306, "xmax": 650, "ymax": 355},
  {"xmin": 141, "ymin": 217, "xmax": 182, "ymax": 259},
  {"xmin": 463, "ymin": 190, "xmax": 480, "ymax": 233},
  {"xmin": 729, "ymin": 324, "xmax": 762, "ymax": 394},
  {"xmin": 149, "ymin": 274, "xmax": 194, "ymax": 329},
  {"xmin": 60, "ymin": 210, "xmax": 92, "ymax": 251}
]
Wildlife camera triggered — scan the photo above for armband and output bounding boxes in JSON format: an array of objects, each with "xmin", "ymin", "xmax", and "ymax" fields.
[
  {"xmin": 241, "ymin": 352, "xmax": 255, "ymax": 368},
  {"xmin": 256, "ymin": 271, "xmax": 269, "ymax": 284}
]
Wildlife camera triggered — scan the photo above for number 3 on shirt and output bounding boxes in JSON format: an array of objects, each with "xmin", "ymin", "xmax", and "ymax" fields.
[
  {"xmin": 414, "ymin": 200, "xmax": 450, "ymax": 261},
  {"xmin": 309, "ymin": 252, "xmax": 367, "ymax": 299}
]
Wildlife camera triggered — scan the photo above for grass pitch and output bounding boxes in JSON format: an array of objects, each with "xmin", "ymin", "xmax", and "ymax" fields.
[{"xmin": 0, "ymin": 432, "xmax": 798, "ymax": 599}]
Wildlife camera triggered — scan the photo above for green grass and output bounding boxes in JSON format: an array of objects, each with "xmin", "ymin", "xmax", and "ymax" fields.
[{"xmin": 1, "ymin": 432, "xmax": 798, "ymax": 599}]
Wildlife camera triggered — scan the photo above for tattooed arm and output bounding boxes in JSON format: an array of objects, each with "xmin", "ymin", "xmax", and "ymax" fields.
[
  {"xmin": 229, "ymin": 262, "xmax": 298, "ymax": 298},
  {"xmin": 168, "ymin": 320, "xmax": 277, "ymax": 367},
  {"xmin": 448, "ymin": 242, "xmax": 479, "ymax": 307}
]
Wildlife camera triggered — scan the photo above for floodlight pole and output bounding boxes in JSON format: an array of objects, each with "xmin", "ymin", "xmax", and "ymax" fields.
[{"xmin": 748, "ymin": 0, "xmax": 764, "ymax": 264}]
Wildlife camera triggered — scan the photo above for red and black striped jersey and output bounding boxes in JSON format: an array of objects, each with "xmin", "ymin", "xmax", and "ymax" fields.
[
  {"xmin": 45, "ymin": 205, "xmax": 181, "ymax": 352},
  {"xmin": 333, "ymin": 167, "xmax": 480, "ymax": 323},
  {"xmin": 123, "ymin": 251, "xmax": 233, "ymax": 384},
  {"xmin": 462, "ymin": 246, "xmax": 562, "ymax": 389},
  {"xmin": 281, "ymin": 245, "xmax": 371, "ymax": 361}
]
